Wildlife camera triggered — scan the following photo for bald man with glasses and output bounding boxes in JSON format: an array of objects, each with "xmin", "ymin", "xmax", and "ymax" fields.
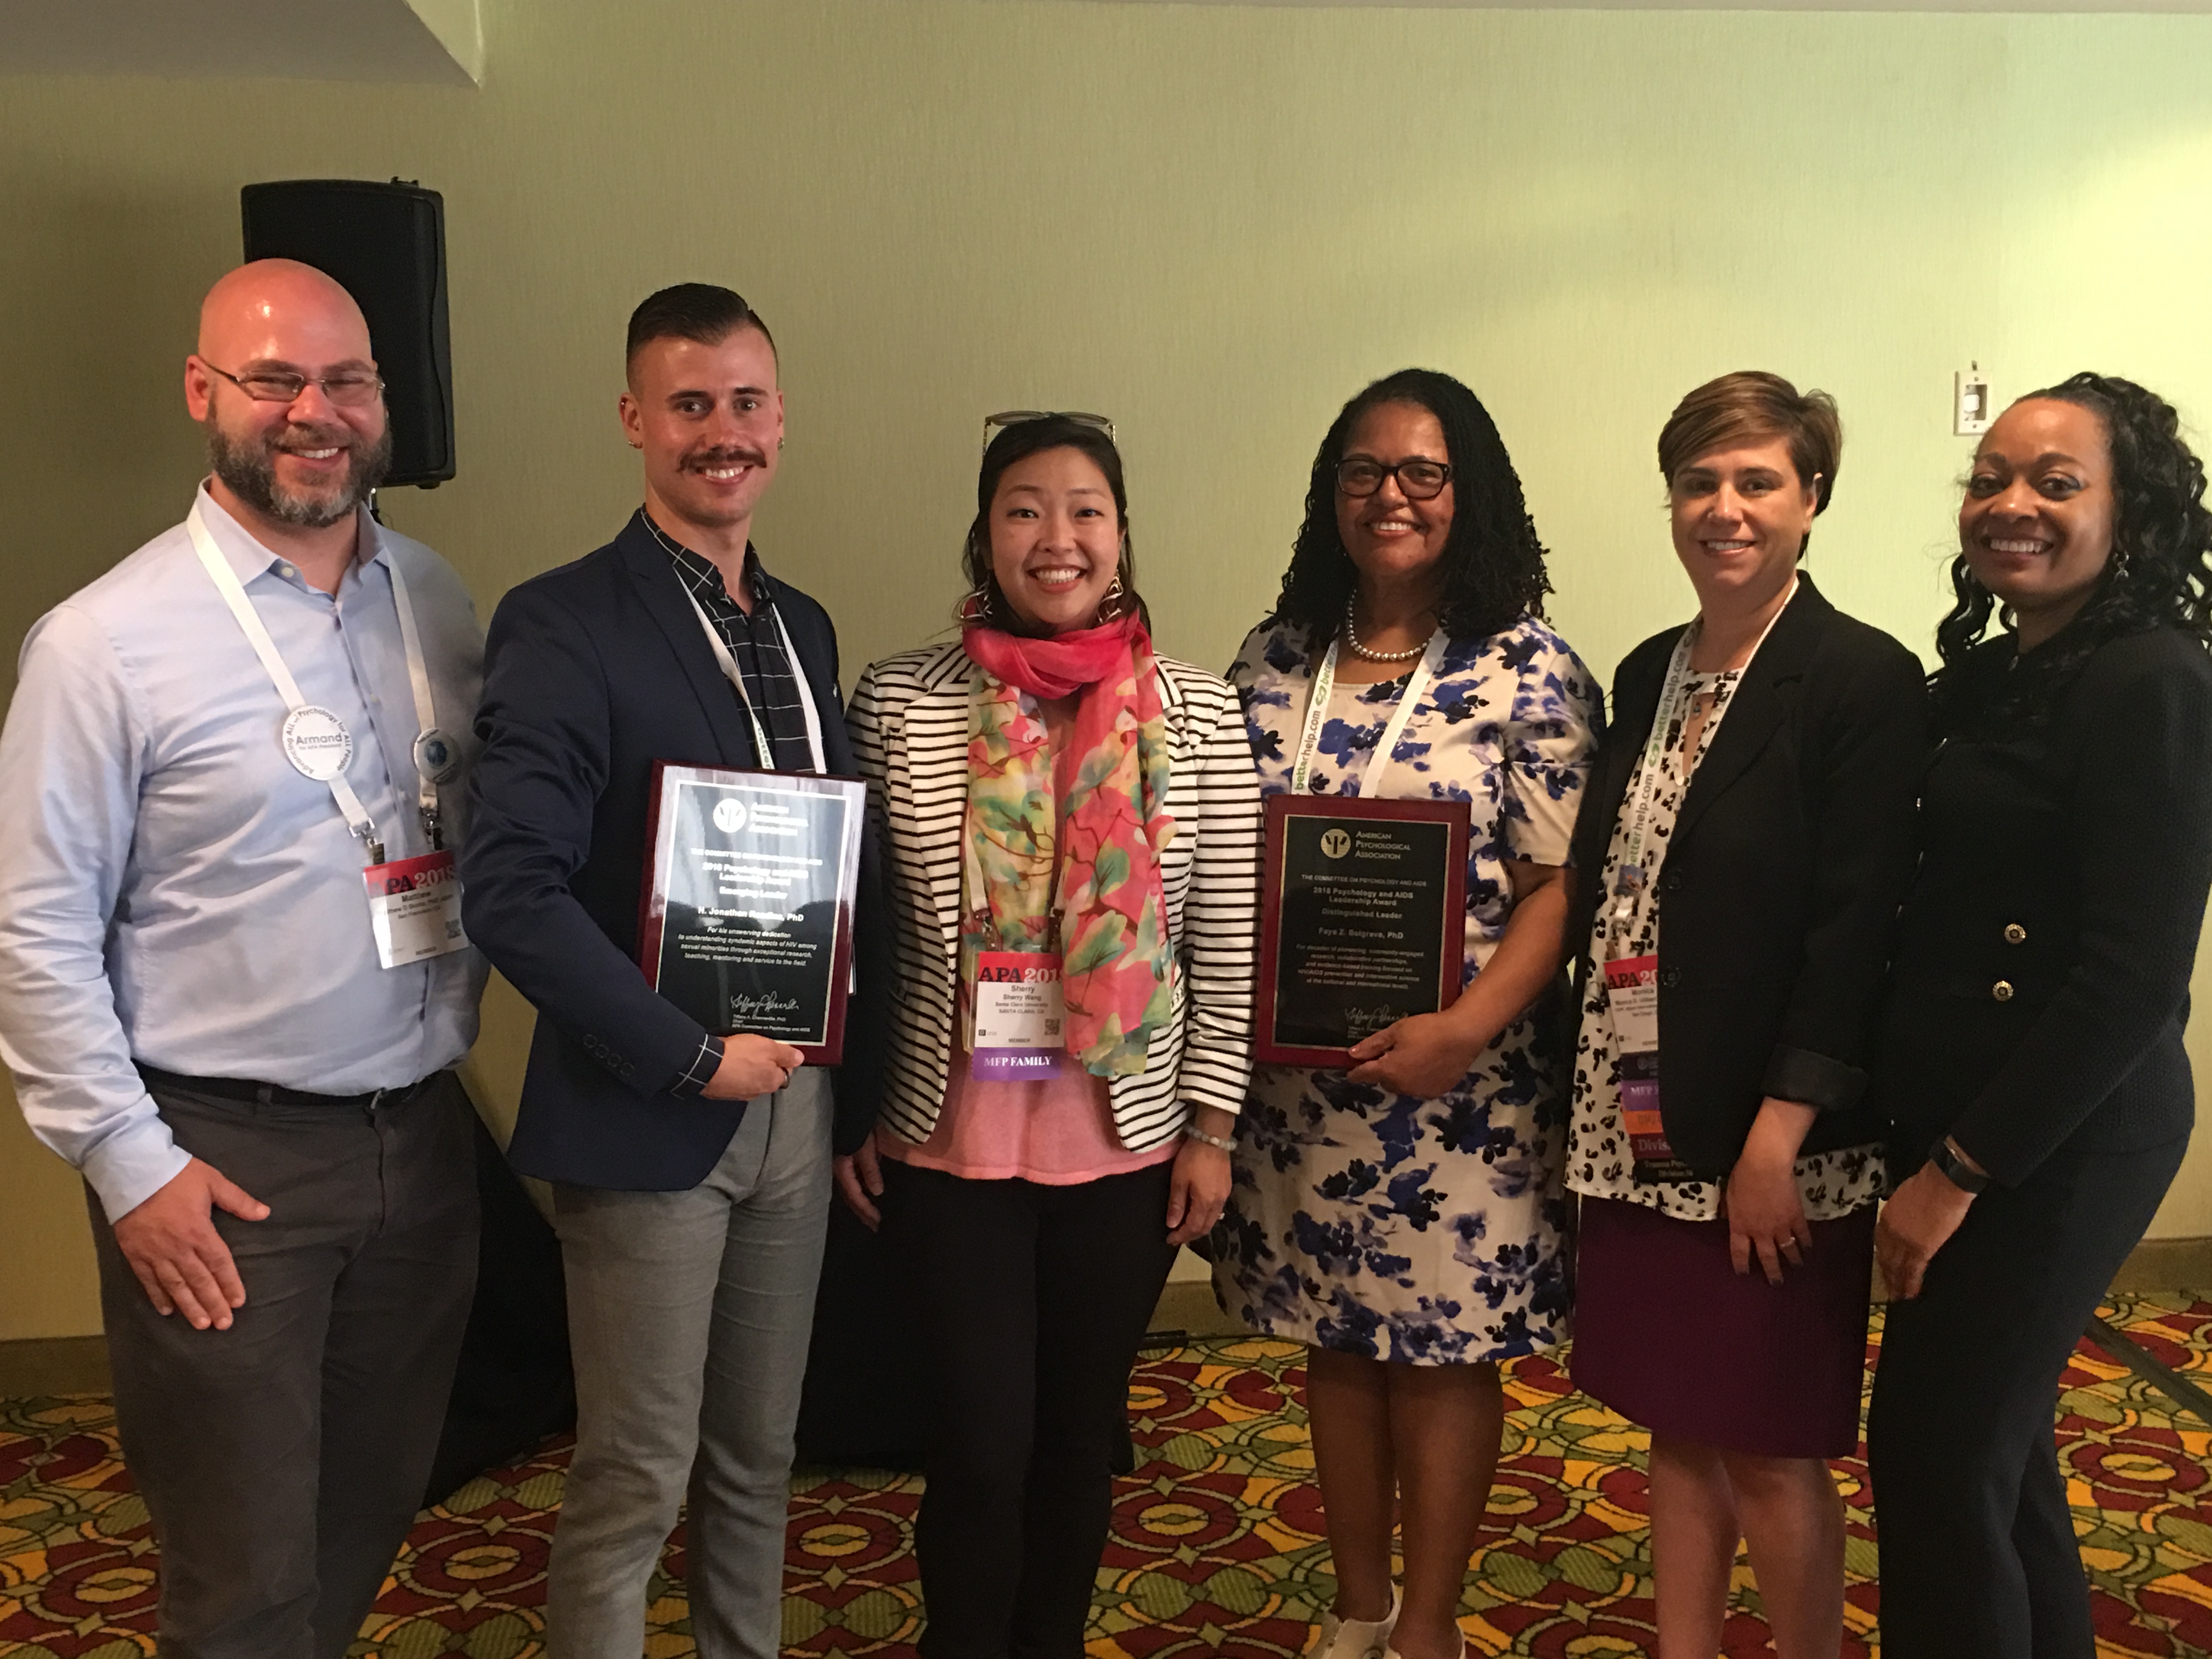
[{"xmin": 0, "ymin": 259, "xmax": 488, "ymax": 1659}]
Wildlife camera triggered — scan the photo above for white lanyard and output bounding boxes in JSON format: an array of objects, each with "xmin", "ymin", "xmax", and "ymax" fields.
[
  {"xmin": 682, "ymin": 588, "xmax": 828, "ymax": 775},
  {"xmin": 188, "ymin": 503, "xmax": 445, "ymax": 865},
  {"xmin": 1610, "ymin": 577, "xmax": 1798, "ymax": 924},
  {"xmin": 1289, "ymin": 631, "xmax": 1445, "ymax": 798}
]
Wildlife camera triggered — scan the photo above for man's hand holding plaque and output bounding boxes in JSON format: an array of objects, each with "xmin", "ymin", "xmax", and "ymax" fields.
[{"xmin": 702, "ymin": 1035, "xmax": 808, "ymax": 1100}]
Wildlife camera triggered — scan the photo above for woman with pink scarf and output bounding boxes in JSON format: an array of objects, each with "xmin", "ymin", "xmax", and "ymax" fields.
[{"xmin": 834, "ymin": 412, "xmax": 1263, "ymax": 1659}]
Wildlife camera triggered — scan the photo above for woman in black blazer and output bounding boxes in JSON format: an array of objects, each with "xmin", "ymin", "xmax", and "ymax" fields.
[
  {"xmin": 1867, "ymin": 376, "xmax": 2212, "ymax": 1657},
  {"xmin": 1564, "ymin": 373, "xmax": 1928, "ymax": 1658}
]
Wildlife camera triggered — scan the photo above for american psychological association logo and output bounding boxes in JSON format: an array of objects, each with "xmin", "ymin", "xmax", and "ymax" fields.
[
  {"xmin": 1319, "ymin": 827, "xmax": 1352, "ymax": 860},
  {"xmin": 713, "ymin": 798, "xmax": 748, "ymax": 835}
]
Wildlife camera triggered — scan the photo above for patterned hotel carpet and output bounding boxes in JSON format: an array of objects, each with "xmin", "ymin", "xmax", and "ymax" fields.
[{"xmin": 7, "ymin": 1294, "xmax": 2212, "ymax": 1658}]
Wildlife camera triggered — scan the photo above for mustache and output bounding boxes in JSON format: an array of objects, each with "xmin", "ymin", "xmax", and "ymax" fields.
[
  {"xmin": 268, "ymin": 424, "xmax": 354, "ymax": 453},
  {"xmin": 681, "ymin": 445, "xmax": 769, "ymax": 471}
]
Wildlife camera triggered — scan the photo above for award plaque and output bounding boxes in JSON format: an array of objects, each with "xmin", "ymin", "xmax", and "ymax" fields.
[
  {"xmin": 637, "ymin": 763, "xmax": 866, "ymax": 1066},
  {"xmin": 1254, "ymin": 795, "xmax": 1470, "ymax": 1067}
]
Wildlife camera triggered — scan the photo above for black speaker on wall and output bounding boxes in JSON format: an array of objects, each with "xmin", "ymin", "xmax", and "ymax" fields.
[{"xmin": 241, "ymin": 178, "xmax": 455, "ymax": 488}]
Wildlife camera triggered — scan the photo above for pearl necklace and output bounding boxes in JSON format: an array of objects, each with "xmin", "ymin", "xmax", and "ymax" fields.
[{"xmin": 1343, "ymin": 596, "xmax": 1433, "ymax": 663}]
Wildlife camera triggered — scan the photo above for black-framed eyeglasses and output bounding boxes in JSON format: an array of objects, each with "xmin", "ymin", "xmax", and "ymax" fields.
[
  {"xmin": 983, "ymin": 409, "xmax": 1115, "ymax": 450},
  {"xmin": 204, "ymin": 362, "xmax": 385, "ymax": 409},
  {"xmin": 1337, "ymin": 458, "xmax": 1452, "ymax": 501}
]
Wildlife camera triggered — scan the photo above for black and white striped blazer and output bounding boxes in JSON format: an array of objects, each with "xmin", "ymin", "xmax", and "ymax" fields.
[{"xmin": 846, "ymin": 640, "xmax": 1262, "ymax": 1153}]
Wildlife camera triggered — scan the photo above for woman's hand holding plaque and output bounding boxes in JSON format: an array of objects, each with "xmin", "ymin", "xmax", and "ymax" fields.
[{"xmin": 1345, "ymin": 1010, "xmax": 1486, "ymax": 1098}]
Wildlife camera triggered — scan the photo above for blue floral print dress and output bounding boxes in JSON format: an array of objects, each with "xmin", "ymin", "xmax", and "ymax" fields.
[{"xmin": 1210, "ymin": 613, "xmax": 1603, "ymax": 1364}]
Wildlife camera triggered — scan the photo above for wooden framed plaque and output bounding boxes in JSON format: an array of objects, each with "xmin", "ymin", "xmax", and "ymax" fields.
[
  {"xmin": 637, "ymin": 763, "xmax": 867, "ymax": 1066},
  {"xmin": 1254, "ymin": 794, "xmax": 1471, "ymax": 1068}
]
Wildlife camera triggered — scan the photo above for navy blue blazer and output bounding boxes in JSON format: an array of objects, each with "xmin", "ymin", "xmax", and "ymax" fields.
[{"xmin": 464, "ymin": 509, "xmax": 881, "ymax": 1190}]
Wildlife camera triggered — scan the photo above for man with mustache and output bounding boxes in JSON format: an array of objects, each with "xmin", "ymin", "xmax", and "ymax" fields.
[
  {"xmin": 0, "ymin": 259, "xmax": 487, "ymax": 1656},
  {"xmin": 462, "ymin": 284, "xmax": 876, "ymax": 1659}
]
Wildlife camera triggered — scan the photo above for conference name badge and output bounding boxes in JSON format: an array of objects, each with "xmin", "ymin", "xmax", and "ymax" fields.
[
  {"xmin": 364, "ymin": 850, "xmax": 470, "ymax": 969},
  {"xmin": 972, "ymin": 950, "xmax": 1066, "ymax": 1081},
  {"xmin": 1603, "ymin": 952, "xmax": 1679, "ymax": 1165},
  {"xmin": 1602, "ymin": 952, "xmax": 1660, "ymax": 1053}
]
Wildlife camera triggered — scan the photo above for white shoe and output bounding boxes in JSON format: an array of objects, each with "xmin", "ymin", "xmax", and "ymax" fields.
[
  {"xmin": 1382, "ymin": 1639, "xmax": 1465, "ymax": 1659},
  {"xmin": 1304, "ymin": 1590, "xmax": 1400, "ymax": 1659}
]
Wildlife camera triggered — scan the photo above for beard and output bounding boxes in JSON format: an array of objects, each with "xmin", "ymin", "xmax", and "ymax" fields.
[{"xmin": 208, "ymin": 417, "xmax": 394, "ymax": 530}]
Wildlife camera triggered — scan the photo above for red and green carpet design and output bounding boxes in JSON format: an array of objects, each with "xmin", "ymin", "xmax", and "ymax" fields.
[{"xmin": 7, "ymin": 1293, "xmax": 2212, "ymax": 1657}]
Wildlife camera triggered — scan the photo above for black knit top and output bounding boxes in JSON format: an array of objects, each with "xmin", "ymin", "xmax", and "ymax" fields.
[{"xmin": 1871, "ymin": 624, "xmax": 2212, "ymax": 1188}]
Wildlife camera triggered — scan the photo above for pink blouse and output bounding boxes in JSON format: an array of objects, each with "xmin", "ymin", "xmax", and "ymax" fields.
[{"xmin": 878, "ymin": 1052, "xmax": 1177, "ymax": 1184}]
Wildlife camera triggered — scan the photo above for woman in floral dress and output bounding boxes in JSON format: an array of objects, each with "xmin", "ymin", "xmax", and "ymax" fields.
[{"xmin": 1212, "ymin": 370, "xmax": 1600, "ymax": 1659}]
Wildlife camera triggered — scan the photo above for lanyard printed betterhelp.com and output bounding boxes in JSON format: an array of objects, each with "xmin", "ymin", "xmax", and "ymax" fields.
[
  {"xmin": 1607, "ymin": 577, "xmax": 1798, "ymax": 935},
  {"xmin": 1289, "ymin": 631, "xmax": 1447, "ymax": 799},
  {"xmin": 1602, "ymin": 580, "xmax": 1795, "ymax": 1180}
]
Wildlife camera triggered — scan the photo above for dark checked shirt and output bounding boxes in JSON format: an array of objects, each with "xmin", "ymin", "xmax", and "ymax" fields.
[
  {"xmin": 646, "ymin": 515, "xmax": 819, "ymax": 774},
  {"xmin": 643, "ymin": 511, "xmax": 822, "ymax": 1095}
]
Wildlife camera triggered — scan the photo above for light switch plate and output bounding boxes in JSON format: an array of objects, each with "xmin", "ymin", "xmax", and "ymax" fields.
[{"xmin": 1955, "ymin": 366, "xmax": 1992, "ymax": 437}]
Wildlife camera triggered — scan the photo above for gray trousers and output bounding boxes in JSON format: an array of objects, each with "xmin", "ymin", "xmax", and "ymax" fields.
[
  {"xmin": 89, "ymin": 1071, "xmax": 479, "ymax": 1659},
  {"xmin": 547, "ymin": 1068, "xmax": 833, "ymax": 1659}
]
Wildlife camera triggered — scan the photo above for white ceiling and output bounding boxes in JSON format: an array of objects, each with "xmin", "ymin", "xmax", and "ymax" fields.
[
  {"xmin": 0, "ymin": 0, "xmax": 2200, "ymax": 80},
  {"xmin": 0, "ymin": 0, "xmax": 480, "ymax": 84}
]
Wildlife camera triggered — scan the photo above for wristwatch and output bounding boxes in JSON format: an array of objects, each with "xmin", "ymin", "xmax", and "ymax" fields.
[{"xmin": 1927, "ymin": 1135, "xmax": 1990, "ymax": 1195}]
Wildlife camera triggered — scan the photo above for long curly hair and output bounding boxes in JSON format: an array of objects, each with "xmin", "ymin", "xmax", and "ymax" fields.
[
  {"xmin": 1269, "ymin": 369, "xmax": 1551, "ymax": 647},
  {"xmin": 1932, "ymin": 373, "xmax": 2212, "ymax": 731}
]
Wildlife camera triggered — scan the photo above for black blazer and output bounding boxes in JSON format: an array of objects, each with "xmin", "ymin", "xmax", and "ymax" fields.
[
  {"xmin": 464, "ymin": 510, "xmax": 880, "ymax": 1190},
  {"xmin": 1871, "ymin": 625, "xmax": 2212, "ymax": 1188},
  {"xmin": 1567, "ymin": 575, "xmax": 1930, "ymax": 1176}
]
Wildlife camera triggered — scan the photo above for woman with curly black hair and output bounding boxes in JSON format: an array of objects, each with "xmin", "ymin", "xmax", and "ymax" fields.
[
  {"xmin": 1868, "ymin": 375, "xmax": 2212, "ymax": 1656},
  {"xmin": 1210, "ymin": 370, "xmax": 1602, "ymax": 1659}
]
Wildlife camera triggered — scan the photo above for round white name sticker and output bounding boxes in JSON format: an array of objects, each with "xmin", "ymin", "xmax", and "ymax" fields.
[{"xmin": 282, "ymin": 706, "xmax": 354, "ymax": 781}]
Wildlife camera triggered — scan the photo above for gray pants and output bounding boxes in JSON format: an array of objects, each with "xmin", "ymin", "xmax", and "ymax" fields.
[
  {"xmin": 89, "ymin": 1071, "xmax": 480, "ymax": 1659},
  {"xmin": 547, "ymin": 1068, "xmax": 833, "ymax": 1659}
]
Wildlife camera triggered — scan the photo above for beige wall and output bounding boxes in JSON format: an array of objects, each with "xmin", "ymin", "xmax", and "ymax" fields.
[{"xmin": 7, "ymin": 0, "xmax": 2212, "ymax": 1338}]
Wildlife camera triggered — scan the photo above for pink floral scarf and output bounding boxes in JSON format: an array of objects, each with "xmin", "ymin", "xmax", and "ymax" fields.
[{"xmin": 960, "ymin": 612, "xmax": 1176, "ymax": 1076}]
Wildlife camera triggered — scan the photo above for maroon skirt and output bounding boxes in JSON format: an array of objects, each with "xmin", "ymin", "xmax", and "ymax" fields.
[{"xmin": 1570, "ymin": 1194, "xmax": 1875, "ymax": 1460}]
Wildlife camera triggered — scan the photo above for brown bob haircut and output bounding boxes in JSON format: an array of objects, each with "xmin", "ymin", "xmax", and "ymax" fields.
[{"xmin": 1657, "ymin": 371, "xmax": 1842, "ymax": 523}]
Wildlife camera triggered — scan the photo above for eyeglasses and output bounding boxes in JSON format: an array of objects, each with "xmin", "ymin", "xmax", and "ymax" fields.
[
  {"xmin": 1337, "ymin": 458, "xmax": 1453, "ymax": 501},
  {"xmin": 203, "ymin": 362, "xmax": 386, "ymax": 409},
  {"xmin": 983, "ymin": 409, "xmax": 1116, "ymax": 449}
]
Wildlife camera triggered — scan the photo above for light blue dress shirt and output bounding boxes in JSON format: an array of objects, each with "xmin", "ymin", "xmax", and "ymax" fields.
[{"xmin": 0, "ymin": 485, "xmax": 487, "ymax": 1220}]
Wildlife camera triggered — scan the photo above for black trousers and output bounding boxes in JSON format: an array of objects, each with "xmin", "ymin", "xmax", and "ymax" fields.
[
  {"xmin": 1868, "ymin": 1130, "xmax": 2188, "ymax": 1658},
  {"xmin": 884, "ymin": 1158, "xmax": 1178, "ymax": 1659},
  {"xmin": 90, "ymin": 1073, "xmax": 479, "ymax": 1659}
]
